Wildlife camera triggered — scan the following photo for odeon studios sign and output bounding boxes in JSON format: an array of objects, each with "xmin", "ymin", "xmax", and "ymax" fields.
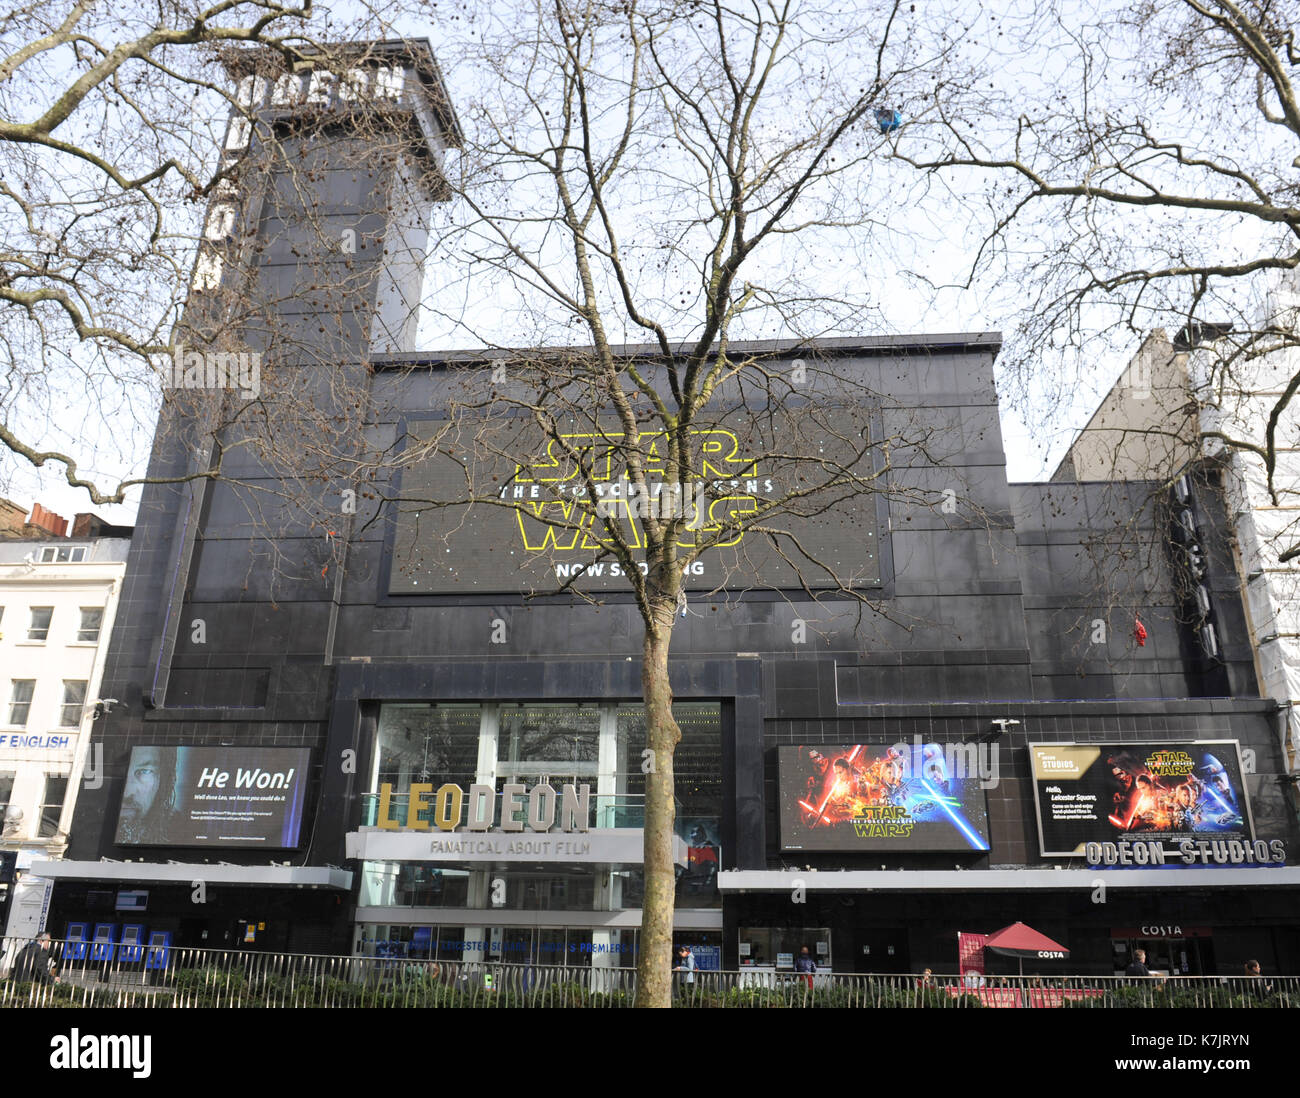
[
  {"xmin": 373, "ymin": 781, "xmax": 591, "ymax": 834},
  {"xmin": 1084, "ymin": 838, "xmax": 1287, "ymax": 867}
]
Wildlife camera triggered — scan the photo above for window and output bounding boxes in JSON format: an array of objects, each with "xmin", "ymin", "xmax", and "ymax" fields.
[
  {"xmin": 372, "ymin": 704, "xmax": 482, "ymax": 824},
  {"xmin": 8, "ymin": 681, "xmax": 34, "ymax": 726},
  {"xmin": 60, "ymin": 681, "xmax": 87, "ymax": 727},
  {"xmin": 38, "ymin": 545, "xmax": 86, "ymax": 563},
  {"xmin": 77, "ymin": 607, "xmax": 103, "ymax": 643},
  {"xmin": 27, "ymin": 607, "xmax": 53, "ymax": 642},
  {"xmin": 0, "ymin": 772, "xmax": 15, "ymax": 836},
  {"xmin": 38, "ymin": 775, "xmax": 68, "ymax": 838}
]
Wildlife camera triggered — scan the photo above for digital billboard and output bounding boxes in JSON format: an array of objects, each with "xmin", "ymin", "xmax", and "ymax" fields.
[
  {"xmin": 1028, "ymin": 741, "xmax": 1251, "ymax": 857},
  {"xmin": 389, "ymin": 407, "xmax": 882, "ymax": 595},
  {"xmin": 115, "ymin": 746, "xmax": 310, "ymax": 848},
  {"xmin": 779, "ymin": 744, "xmax": 991, "ymax": 852}
]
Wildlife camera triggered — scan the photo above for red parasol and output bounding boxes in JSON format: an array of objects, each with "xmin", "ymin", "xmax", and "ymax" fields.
[{"xmin": 984, "ymin": 922, "xmax": 1070, "ymax": 976}]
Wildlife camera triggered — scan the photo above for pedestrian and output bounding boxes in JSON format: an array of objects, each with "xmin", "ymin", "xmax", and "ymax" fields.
[
  {"xmin": 1124, "ymin": 949, "xmax": 1150, "ymax": 978},
  {"xmin": 794, "ymin": 946, "xmax": 816, "ymax": 990},
  {"xmin": 10, "ymin": 932, "xmax": 59, "ymax": 985},
  {"xmin": 672, "ymin": 945, "xmax": 695, "ymax": 1000},
  {"xmin": 1242, "ymin": 959, "xmax": 1273, "ymax": 1001}
]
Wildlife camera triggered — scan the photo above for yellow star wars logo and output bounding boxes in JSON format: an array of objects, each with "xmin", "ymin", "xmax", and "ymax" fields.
[
  {"xmin": 504, "ymin": 428, "xmax": 774, "ymax": 552},
  {"xmin": 1145, "ymin": 750, "xmax": 1195, "ymax": 777},
  {"xmin": 852, "ymin": 804, "xmax": 915, "ymax": 839}
]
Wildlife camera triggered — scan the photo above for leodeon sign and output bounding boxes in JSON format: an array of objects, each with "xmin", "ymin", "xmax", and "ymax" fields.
[
  {"xmin": 349, "ymin": 782, "xmax": 681, "ymax": 866},
  {"xmin": 373, "ymin": 781, "xmax": 591, "ymax": 833}
]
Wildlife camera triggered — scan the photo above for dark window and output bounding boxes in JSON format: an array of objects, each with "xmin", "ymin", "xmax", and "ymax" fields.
[
  {"xmin": 39, "ymin": 775, "xmax": 68, "ymax": 838},
  {"xmin": 38, "ymin": 545, "xmax": 86, "ymax": 563},
  {"xmin": 60, "ymin": 681, "xmax": 87, "ymax": 727},
  {"xmin": 27, "ymin": 607, "xmax": 52, "ymax": 642},
  {"xmin": 77, "ymin": 607, "xmax": 103, "ymax": 643},
  {"xmin": 8, "ymin": 680, "xmax": 34, "ymax": 726}
]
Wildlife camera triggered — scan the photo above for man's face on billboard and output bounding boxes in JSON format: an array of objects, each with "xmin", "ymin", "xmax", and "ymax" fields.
[{"xmin": 121, "ymin": 749, "xmax": 162, "ymax": 823}]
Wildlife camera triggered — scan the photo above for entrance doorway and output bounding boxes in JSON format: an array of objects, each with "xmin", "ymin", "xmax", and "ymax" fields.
[{"xmin": 1111, "ymin": 931, "xmax": 1215, "ymax": 976}]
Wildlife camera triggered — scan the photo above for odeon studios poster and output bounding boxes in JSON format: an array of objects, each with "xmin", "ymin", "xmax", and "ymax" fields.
[{"xmin": 1028, "ymin": 741, "xmax": 1251, "ymax": 857}]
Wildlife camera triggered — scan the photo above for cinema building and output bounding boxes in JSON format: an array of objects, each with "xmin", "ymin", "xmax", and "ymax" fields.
[{"xmin": 36, "ymin": 42, "xmax": 1300, "ymax": 978}]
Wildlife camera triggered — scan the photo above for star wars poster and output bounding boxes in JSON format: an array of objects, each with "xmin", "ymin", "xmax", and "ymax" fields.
[
  {"xmin": 677, "ymin": 817, "xmax": 721, "ymax": 906},
  {"xmin": 1029, "ymin": 741, "xmax": 1251, "ymax": 857},
  {"xmin": 779, "ymin": 745, "xmax": 991, "ymax": 852}
]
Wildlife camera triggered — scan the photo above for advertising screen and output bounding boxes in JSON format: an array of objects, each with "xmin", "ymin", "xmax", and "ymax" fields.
[
  {"xmin": 115, "ymin": 746, "xmax": 310, "ymax": 848},
  {"xmin": 779, "ymin": 744, "xmax": 991, "ymax": 852},
  {"xmin": 389, "ymin": 407, "xmax": 882, "ymax": 595},
  {"xmin": 1028, "ymin": 741, "xmax": 1251, "ymax": 857}
]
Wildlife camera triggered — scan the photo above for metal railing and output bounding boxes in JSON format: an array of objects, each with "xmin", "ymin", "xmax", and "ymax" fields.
[{"xmin": 0, "ymin": 938, "xmax": 1296, "ymax": 1008}]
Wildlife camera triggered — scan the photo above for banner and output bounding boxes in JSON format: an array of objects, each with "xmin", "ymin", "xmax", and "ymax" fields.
[
  {"xmin": 390, "ymin": 408, "xmax": 883, "ymax": 595},
  {"xmin": 1028, "ymin": 741, "xmax": 1251, "ymax": 857},
  {"xmin": 779, "ymin": 744, "xmax": 991, "ymax": 852},
  {"xmin": 678, "ymin": 817, "xmax": 721, "ymax": 905},
  {"xmin": 958, "ymin": 932, "xmax": 988, "ymax": 977},
  {"xmin": 115, "ymin": 746, "xmax": 310, "ymax": 848}
]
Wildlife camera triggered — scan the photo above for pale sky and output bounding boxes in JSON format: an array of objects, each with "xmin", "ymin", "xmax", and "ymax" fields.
[{"xmin": 0, "ymin": 0, "xmax": 1246, "ymax": 527}]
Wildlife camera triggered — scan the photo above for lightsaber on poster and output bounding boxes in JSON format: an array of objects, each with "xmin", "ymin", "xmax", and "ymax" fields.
[
  {"xmin": 780, "ymin": 744, "xmax": 991, "ymax": 852},
  {"xmin": 115, "ymin": 746, "xmax": 311, "ymax": 848}
]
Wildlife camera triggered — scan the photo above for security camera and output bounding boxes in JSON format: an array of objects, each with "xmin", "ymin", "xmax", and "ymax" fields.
[{"xmin": 92, "ymin": 698, "xmax": 121, "ymax": 719}]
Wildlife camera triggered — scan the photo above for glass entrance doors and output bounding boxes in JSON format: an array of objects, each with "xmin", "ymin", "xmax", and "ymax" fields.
[{"xmin": 497, "ymin": 704, "xmax": 600, "ymax": 791}]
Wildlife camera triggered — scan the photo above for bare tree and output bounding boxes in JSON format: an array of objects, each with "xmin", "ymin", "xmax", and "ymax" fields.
[
  {"xmin": 0, "ymin": 0, "xmax": 416, "ymax": 508},
  {"xmin": 902, "ymin": 0, "xmax": 1300, "ymax": 562},
  {"xmin": 369, "ymin": 0, "xmax": 977, "ymax": 1006}
]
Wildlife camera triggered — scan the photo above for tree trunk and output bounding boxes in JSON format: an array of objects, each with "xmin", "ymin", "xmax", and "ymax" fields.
[{"xmin": 634, "ymin": 599, "xmax": 681, "ymax": 1007}]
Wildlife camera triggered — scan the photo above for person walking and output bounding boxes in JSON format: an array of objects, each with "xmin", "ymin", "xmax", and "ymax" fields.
[
  {"xmin": 1124, "ymin": 949, "xmax": 1151, "ymax": 978},
  {"xmin": 794, "ymin": 946, "xmax": 816, "ymax": 990},
  {"xmin": 1242, "ymin": 959, "xmax": 1273, "ymax": 1001},
  {"xmin": 10, "ymin": 932, "xmax": 59, "ymax": 985},
  {"xmin": 672, "ymin": 945, "xmax": 696, "ymax": 1001}
]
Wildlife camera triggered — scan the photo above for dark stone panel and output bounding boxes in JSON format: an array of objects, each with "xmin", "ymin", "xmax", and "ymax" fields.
[{"xmin": 167, "ymin": 666, "xmax": 270, "ymax": 708}]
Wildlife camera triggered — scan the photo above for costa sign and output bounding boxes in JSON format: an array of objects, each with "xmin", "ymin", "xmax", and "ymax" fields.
[
  {"xmin": 1111, "ymin": 927, "xmax": 1212, "ymax": 939},
  {"xmin": 374, "ymin": 782, "xmax": 590, "ymax": 834}
]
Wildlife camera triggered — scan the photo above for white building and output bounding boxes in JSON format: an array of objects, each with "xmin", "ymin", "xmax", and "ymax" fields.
[
  {"xmin": 0, "ymin": 530, "xmax": 130, "ymax": 867},
  {"xmin": 1056, "ymin": 305, "xmax": 1300, "ymax": 778},
  {"xmin": 1188, "ymin": 291, "xmax": 1300, "ymax": 775}
]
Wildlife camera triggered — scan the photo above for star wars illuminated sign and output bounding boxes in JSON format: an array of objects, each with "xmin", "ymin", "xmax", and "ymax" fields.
[
  {"xmin": 1029, "ymin": 741, "xmax": 1252, "ymax": 858},
  {"xmin": 778, "ymin": 744, "xmax": 992, "ymax": 852},
  {"xmin": 388, "ymin": 408, "xmax": 882, "ymax": 595}
]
